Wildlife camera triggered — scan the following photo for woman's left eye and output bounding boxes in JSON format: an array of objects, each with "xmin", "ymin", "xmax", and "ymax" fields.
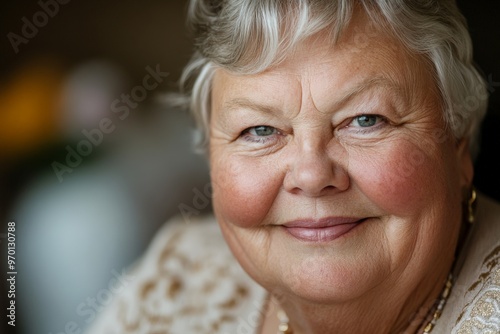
[{"xmin": 349, "ymin": 115, "xmax": 385, "ymax": 128}]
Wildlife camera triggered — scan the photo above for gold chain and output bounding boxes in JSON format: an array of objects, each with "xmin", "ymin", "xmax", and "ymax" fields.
[{"xmin": 422, "ymin": 273, "xmax": 454, "ymax": 333}]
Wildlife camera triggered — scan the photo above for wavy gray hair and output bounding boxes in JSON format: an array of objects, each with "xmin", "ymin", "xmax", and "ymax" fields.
[{"xmin": 175, "ymin": 0, "xmax": 488, "ymax": 156}]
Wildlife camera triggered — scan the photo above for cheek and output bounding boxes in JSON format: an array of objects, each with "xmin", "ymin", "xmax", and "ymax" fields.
[
  {"xmin": 350, "ymin": 140, "xmax": 452, "ymax": 216},
  {"xmin": 210, "ymin": 157, "xmax": 282, "ymax": 228}
]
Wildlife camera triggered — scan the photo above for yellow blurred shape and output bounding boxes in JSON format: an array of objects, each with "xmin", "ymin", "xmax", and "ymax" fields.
[{"xmin": 0, "ymin": 59, "xmax": 65, "ymax": 161}]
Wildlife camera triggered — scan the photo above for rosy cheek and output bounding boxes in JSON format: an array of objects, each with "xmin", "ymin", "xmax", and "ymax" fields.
[
  {"xmin": 351, "ymin": 141, "xmax": 438, "ymax": 216},
  {"xmin": 211, "ymin": 159, "xmax": 282, "ymax": 228}
]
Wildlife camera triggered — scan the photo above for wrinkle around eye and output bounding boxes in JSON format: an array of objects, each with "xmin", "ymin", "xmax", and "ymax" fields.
[
  {"xmin": 233, "ymin": 129, "xmax": 289, "ymax": 157},
  {"xmin": 336, "ymin": 115, "xmax": 389, "ymax": 136},
  {"xmin": 333, "ymin": 115, "xmax": 401, "ymax": 147}
]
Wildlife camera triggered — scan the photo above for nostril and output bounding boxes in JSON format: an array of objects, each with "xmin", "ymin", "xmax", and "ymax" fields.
[{"xmin": 316, "ymin": 185, "xmax": 338, "ymax": 196}]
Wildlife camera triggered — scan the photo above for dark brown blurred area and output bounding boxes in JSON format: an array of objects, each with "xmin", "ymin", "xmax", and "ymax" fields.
[
  {"xmin": 0, "ymin": 0, "xmax": 192, "ymax": 82},
  {"xmin": 0, "ymin": 1, "xmax": 498, "ymax": 334},
  {"xmin": 0, "ymin": 0, "xmax": 193, "ymax": 162},
  {"xmin": 456, "ymin": 0, "xmax": 500, "ymax": 202}
]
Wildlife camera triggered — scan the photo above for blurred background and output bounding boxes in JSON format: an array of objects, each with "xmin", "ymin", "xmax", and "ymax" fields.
[
  {"xmin": 0, "ymin": 1, "xmax": 498, "ymax": 334},
  {"xmin": 0, "ymin": 1, "xmax": 212, "ymax": 334}
]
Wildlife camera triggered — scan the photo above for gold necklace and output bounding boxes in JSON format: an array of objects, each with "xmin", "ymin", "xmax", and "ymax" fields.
[
  {"xmin": 276, "ymin": 274, "xmax": 454, "ymax": 334},
  {"xmin": 422, "ymin": 273, "xmax": 454, "ymax": 333}
]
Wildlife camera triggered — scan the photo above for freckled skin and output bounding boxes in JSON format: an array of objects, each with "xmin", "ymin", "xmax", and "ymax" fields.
[{"xmin": 208, "ymin": 13, "xmax": 473, "ymax": 334}]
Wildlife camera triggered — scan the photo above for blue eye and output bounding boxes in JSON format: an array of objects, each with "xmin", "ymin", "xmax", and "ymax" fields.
[
  {"xmin": 353, "ymin": 115, "xmax": 379, "ymax": 127},
  {"xmin": 240, "ymin": 125, "xmax": 281, "ymax": 144},
  {"xmin": 247, "ymin": 126, "xmax": 277, "ymax": 136},
  {"xmin": 349, "ymin": 115, "xmax": 387, "ymax": 129}
]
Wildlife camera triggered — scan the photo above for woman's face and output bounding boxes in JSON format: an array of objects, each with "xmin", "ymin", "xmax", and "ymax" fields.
[{"xmin": 209, "ymin": 16, "xmax": 472, "ymax": 304}]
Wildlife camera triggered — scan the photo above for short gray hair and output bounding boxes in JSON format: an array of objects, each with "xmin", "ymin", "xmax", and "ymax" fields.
[{"xmin": 176, "ymin": 0, "xmax": 488, "ymax": 155}]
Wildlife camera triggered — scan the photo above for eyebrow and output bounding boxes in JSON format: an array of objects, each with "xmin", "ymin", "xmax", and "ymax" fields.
[
  {"xmin": 222, "ymin": 98, "xmax": 283, "ymax": 115},
  {"xmin": 336, "ymin": 76, "xmax": 403, "ymax": 107},
  {"xmin": 220, "ymin": 76, "xmax": 403, "ymax": 115}
]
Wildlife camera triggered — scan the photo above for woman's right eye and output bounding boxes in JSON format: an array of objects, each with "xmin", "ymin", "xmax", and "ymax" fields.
[{"xmin": 240, "ymin": 125, "xmax": 281, "ymax": 144}]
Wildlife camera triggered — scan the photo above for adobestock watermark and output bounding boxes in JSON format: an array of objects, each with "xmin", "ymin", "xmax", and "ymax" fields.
[
  {"xmin": 51, "ymin": 64, "xmax": 169, "ymax": 183},
  {"xmin": 223, "ymin": 300, "xmax": 267, "ymax": 334},
  {"xmin": 178, "ymin": 182, "xmax": 213, "ymax": 223},
  {"xmin": 47, "ymin": 268, "xmax": 134, "ymax": 334},
  {"xmin": 7, "ymin": 0, "xmax": 72, "ymax": 54}
]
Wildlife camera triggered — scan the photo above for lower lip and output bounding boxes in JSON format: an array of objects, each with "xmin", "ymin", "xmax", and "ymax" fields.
[{"xmin": 283, "ymin": 221, "xmax": 364, "ymax": 242}]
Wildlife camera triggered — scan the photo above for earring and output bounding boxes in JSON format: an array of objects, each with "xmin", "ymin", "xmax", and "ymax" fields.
[{"xmin": 467, "ymin": 186, "xmax": 477, "ymax": 224}]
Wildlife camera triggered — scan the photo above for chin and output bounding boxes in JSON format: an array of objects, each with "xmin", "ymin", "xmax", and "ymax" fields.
[{"xmin": 276, "ymin": 255, "xmax": 385, "ymax": 304}]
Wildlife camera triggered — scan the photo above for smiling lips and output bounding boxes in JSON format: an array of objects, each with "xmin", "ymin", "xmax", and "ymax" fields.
[{"xmin": 282, "ymin": 217, "xmax": 367, "ymax": 242}]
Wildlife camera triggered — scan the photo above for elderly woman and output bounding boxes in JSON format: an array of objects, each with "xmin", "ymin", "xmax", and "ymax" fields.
[{"xmin": 89, "ymin": 0, "xmax": 500, "ymax": 333}]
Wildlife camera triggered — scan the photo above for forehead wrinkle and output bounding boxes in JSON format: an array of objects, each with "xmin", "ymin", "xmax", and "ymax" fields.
[{"xmin": 304, "ymin": 75, "xmax": 324, "ymax": 116}]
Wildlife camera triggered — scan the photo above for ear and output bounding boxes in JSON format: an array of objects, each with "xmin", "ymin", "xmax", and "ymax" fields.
[{"xmin": 456, "ymin": 138, "xmax": 474, "ymax": 188}]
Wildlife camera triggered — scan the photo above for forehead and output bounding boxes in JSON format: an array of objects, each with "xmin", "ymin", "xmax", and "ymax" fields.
[{"xmin": 211, "ymin": 10, "xmax": 438, "ymax": 114}]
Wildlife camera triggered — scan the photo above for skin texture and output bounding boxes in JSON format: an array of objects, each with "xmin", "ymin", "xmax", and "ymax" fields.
[{"xmin": 208, "ymin": 11, "xmax": 473, "ymax": 334}]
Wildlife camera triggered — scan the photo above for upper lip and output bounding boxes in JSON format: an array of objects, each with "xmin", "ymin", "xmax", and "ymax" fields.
[{"xmin": 282, "ymin": 217, "xmax": 366, "ymax": 228}]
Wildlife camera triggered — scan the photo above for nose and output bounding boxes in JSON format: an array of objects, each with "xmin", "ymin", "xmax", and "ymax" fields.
[{"xmin": 283, "ymin": 141, "xmax": 350, "ymax": 197}]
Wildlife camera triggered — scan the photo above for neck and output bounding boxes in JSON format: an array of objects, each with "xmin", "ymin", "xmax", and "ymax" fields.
[{"xmin": 268, "ymin": 269, "xmax": 452, "ymax": 334}]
